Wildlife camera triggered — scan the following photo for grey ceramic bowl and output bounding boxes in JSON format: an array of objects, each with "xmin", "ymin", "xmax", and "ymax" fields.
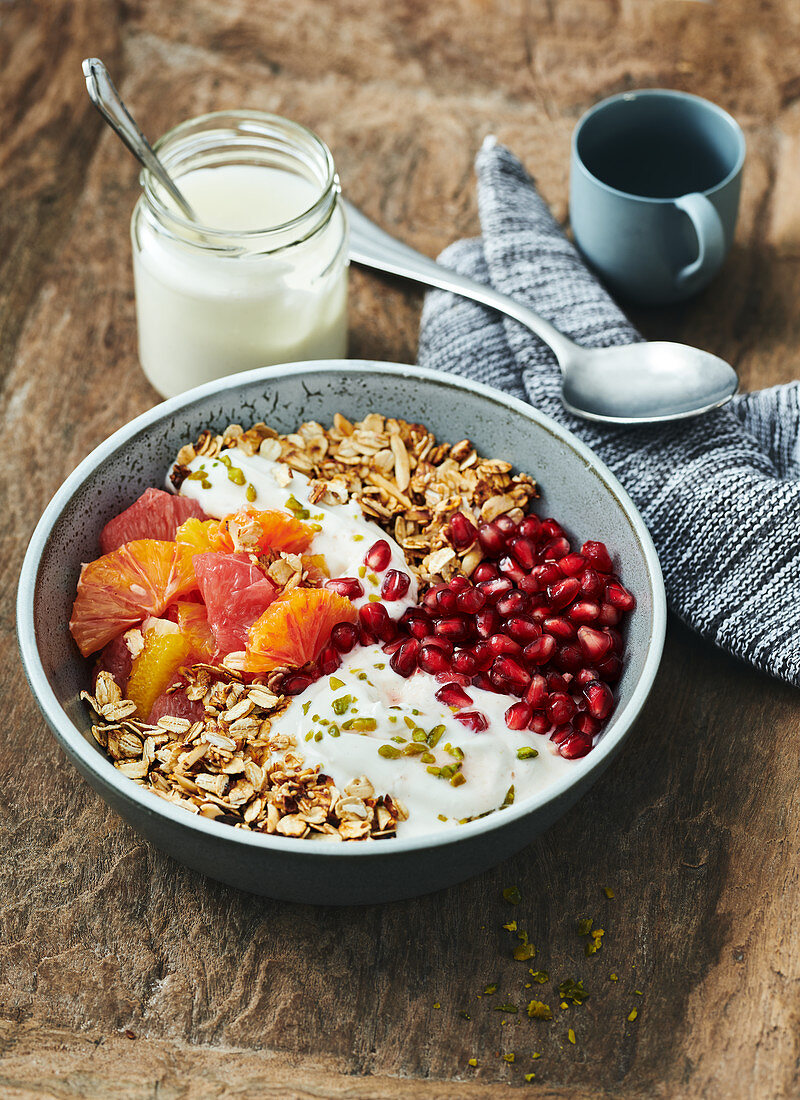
[{"xmin": 17, "ymin": 361, "xmax": 666, "ymax": 905}]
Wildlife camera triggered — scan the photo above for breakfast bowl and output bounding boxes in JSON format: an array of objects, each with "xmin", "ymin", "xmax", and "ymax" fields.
[{"xmin": 17, "ymin": 361, "xmax": 666, "ymax": 905}]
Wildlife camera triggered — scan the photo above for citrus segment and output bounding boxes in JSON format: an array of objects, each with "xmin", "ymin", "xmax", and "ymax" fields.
[
  {"xmin": 194, "ymin": 552, "xmax": 279, "ymax": 655},
  {"xmin": 149, "ymin": 678, "xmax": 205, "ymax": 725},
  {"xmin": 245, "ymin": 587, "xmax": 358, "ymax": 674},
  {"xmin": 100, "ymin": 489, "xmax": 207, "ymax": 555},
  {"xmin": 244, "ymin": 508, "xmax": 314, "ymax": 554},
  {"xmin": 173, "ymin": 600, "xmax": 216, "ymax": 661},
  {"xmin": 175, "ymin": 517, "xmax": 231, "ymax": 556},
  {"xmin": 126, "ymin": 630, "xmax": 193, "ymax": 719},
  {"xmin": 69, "ymin": 539, "xmax": 196, "ymax": 657},
  {"xmin": 175, "ymin": 508, "xmax": 314, "ymax": 559}
]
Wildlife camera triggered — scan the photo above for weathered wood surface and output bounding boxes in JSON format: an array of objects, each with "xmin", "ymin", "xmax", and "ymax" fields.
[{"xmin": 2, "ymin": 1, "xmax": 799, "ymax": 1096}]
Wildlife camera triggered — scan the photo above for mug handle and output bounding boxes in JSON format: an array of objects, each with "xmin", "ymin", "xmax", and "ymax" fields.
[{"xmin": 673, "ymin": 192, "xmax": 726, "ymax": 291}]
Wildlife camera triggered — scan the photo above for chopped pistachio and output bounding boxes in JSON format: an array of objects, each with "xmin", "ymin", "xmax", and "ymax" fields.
[
  {"xmin": 517, "ymin": 746, "xmax": 539, "ymax": 760},
  {"xmin": 332, "ymin": 694, "xmax": 353, "ymax": 715},
  {"xmin": 451, "ymin": 772, "xmax": 466, "ymax": 787},
  {"xmin": 628, "ymin": 1008, "xmax": 638, "ymax": 1022},
  {"xmin": 467, "ymin": 1058, "xmax": 478, "ymax": 1068},
  {"xmin": 368, "ymin": 594, "xmax": 380, "ymax": 603},
  {"xmin": 495, "ymin": 1004, "xmax": 518, "ymax": 1014},
  {"xmin": 302, "ymin": 701, "xmax": 311, "ymax": 716},
  {"xmin": 513, "ymin": 944, "xmax": 536, "ymax": 961},
  {"xmin": 524, "ymin": 1073, "xmax": 536, "ymax": 1082},
  {"xmin": 503, "ymin": 920, "xmax": 517, "ymax": 932},
  {"xmin": 577, "ymin": 917, "xmax": 593, "ymax": 936},
  {"xmin": 529, "ymin": 970, "xmax": 549, "ymax": 984},
  {"xmin": 500, "ymin": 785, "xmax": 515, "ymax": 808},
  {"xmin": 433, "ymin": 1001, "xmax": 440, "ymax": 1009},
  {"xmin": 483, "ymin": 984, "xmax": 497, "ymax": 995},
  {"xmin": 502, "ymin": 886, "xmax": 521, "ymax": 905},
  {"xmin": 609, "ymin": 973, "xmax": 618, "ymax": 982},
  {"xmin": 343, "ymin": 717, "xmax": 377, "ymax": 732},
  {"xmin": 459, "ymin": 1010, "xmax": 471, "ymax": 1020},
  {"xmin": 245, "ymin": 483, "xmax": 257, "ymax": 502},
  {"xmin": 527, "ymin": 1000, "xmax": 553, "ymax": 1020},
  {"xmin": 329, "ymin": 676, "xmax": 345, "ymax": 690},
  {"xmin": 603, "ymin": 886, "xmax": 615, "ymax": 899},
  {"xmin": 285, "ymin": 494, "xmax": 310, "ymax": 520},
  {"xmin": 428, "ymin": 724, "xmax": 446, "ymax": 748},
  {"xmin": 503, "ymin": 1052, "xmax": 515, "ymax": 1063},
  {"xmin": 378, "ymin": 745, "xmax": 402, "ymax": 759},
  {"xmin": 568, "ymin": 1028, "xmax": 576, "ymax": 1045},
  {"xmin": 420, "ymin": 751, "xmax": 435, "ymax": 764}
]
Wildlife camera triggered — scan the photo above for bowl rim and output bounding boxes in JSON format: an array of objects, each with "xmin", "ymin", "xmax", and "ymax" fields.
[{"xmin": 17, "ymin": 360, "xmax": 666, "ymax": 859}]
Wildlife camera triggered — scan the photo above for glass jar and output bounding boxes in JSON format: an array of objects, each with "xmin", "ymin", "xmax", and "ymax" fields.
[{"xmin": 131, "ymin": 110, "xmax": 349, "ymax": 398}]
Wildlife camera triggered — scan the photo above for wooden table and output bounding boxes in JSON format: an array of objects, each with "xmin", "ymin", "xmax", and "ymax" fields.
[{"xmin": 2, "ymin": 2, "xmax": 799, "ymax": 1096}]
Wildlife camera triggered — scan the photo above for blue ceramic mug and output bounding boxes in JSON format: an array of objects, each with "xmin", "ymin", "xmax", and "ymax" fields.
[{"xmin": 570, "ymin": 90, "xmax": 745, "ymax": 304}]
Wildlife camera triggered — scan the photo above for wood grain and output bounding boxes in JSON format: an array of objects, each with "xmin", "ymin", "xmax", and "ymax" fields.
[{"xmin": 2, "ymin": 1, "xmax": 799, "ymax": 1097}]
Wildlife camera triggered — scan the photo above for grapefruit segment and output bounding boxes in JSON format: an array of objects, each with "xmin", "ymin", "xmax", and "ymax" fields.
[
  {"xmin": 245, "ymin": 587, "xmax": 358, "ymax": 674},
  {"xmin": 70, "ymin": 539, "xmax": 196, "ymax": 657},
  {"xmin": 127, "ymin": 630, "xmax": 193, "ymax": 719},
  {"xmin": 194, "ymin": 552, "xmax": 279, "ymax": 655},
  {"xmin": 149, "ymin": 678, "xmax": 205, "ymax": 725},
  {"xmin": 100, "ymin": 489, "xmax": 207, "ymax": 555},
  {"xmin": 173, "ymin": 600, "xmax": 216, "ymax": 661}
]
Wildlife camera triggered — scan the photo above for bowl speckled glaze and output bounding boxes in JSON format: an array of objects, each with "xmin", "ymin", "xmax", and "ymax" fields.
[{"xmin": 17, "ymin": 362, "xmax": 666, "ymax": 905}]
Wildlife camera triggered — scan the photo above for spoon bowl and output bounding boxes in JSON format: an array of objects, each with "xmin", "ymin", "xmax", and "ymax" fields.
[{"xmin": 559, "ymin": 341, "xmax": 739, "ymax": 424}]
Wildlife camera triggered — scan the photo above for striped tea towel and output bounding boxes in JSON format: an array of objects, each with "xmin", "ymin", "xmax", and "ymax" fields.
[{"xmin": 418, "ymin": 137, "xmax": 800, "ymax": 688}]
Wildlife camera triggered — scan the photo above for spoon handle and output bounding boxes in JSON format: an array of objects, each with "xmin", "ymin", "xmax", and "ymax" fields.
[
  {"xmin": 82, "ymin": 58, "xmax": 198, "ymax": 222},
  {"xmin": 343, "ymin": 199, "xmax": 575, "ymax": 364}
]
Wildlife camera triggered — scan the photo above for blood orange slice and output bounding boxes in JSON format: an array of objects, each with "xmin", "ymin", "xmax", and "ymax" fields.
[
  {"xmin": 245, "ymin": 587, "xmax": 358, "ymax": 674},
  {"xmin": 69, "ymin": 539, "xmax": 196, "ymax": 657},
  {"xmin": 194, "ymin": 552, "xmax": 279, "ymax": 655},
  {"xmin": 100, "ymin": 489, "xmax": 208, "ymax": 555},
  {"xmin": 175, "ymin": 517, "xmax": 231, "ymax": 556},
  {"xmin": 176, "ymin": 508, "xmax": 315, "ymax": 559}
]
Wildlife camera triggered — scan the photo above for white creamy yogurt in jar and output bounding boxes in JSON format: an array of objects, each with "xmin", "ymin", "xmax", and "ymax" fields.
[{"xmin": 131, "ymin": 111, "xmax": 348, "ymax": 398}]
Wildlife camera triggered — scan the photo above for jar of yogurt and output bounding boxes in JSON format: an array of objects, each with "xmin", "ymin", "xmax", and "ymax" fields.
[{"xmin": 131, "ymin": 110, "xmax": 348, "ymax": 397}]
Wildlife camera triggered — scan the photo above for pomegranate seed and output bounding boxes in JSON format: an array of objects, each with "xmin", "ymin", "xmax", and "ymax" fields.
[
  {"xmin": 543, "ymin": 616, "xmax": 576, "ymax": 640},
  {"xmin": 325, "ymin": 577, "xmax": 364, "ymax": 600},
  {"xmin": 359, "ymin": 602, "xmax": 396, "ymax": 643},
  {"xmin": 472, "ymin": 562, "xmax": 499, "ymax": 582},
  {"xmin": 579, "ymin": 568, "xmax": 604, "ymax": 599},
  {"xmin": 584, "ymin": 680, "xmax": 614, "ymax": 719},
  {"xmin": 577, "ymin": 625, "xmax": 613, "ymax": 661},
  {"xmin": 487, "ymin": 634, "xmax": 523, "ymax": 658},
  {"xmin": 509, "ymin": 536, "xmax": 536, "ymax": 570},
  {"xmin": 283, "ymin": 673, "xmax": 313, "ymax": 695},
  {"xmin": 569, "ymin": 599, "xmax": 600, "ymax": 624},
  {"xmin": 381, "ymin": 569, "xmax": 410, "ymax": 601},
  {"xmin": 581, "ymin": 540, "xmax": 613, "ymax": 573},
  {"xmin": 558, "ymin": 732, "xmax": 592, "ymax": 759},
  {"xmin": 506, "ymin": 616, "xmax": 541, "ymax": 643},
  {"xmin": 541, "ymin": 536, "xmax": 571, "ymax": 561},
  {"xmin": 574, "ymin": 714, "xmax": 600, "ymax": 737},
  {"xmin": 455, "ymin": 710, "xmax": 489, "ymax": 733},
  {"xmin": 558, "ymin": 552, "xmax": 586, "ymax": 577},
  {"xmin": 478, "ymin": 577, "xmax": 514, "ymax": 603},
  {"xmin": 365, "ymin": 539, "xmax": 392, "ymax": 571},
  {"xmin": 448, "ymin": 512, "xmax": 478, "ymax": 550},
  {"xmin": 317, "ymin": 644, "xmax": 341, "ymax": 675},
  {"xmin": 524, "ymin": 673, "xmax": 547, "ymax": 708},
  {"xmin": 390, "ymin": 638, "xmax": 420, "ymax": 677},
  {"xmin": 518, "ymin": 515, "xmax": 541, "ymax": 541},
  {"xmin": 400, "ymin": 606, "xmax": 430, "ymax": 629},
  {"xmin": 477, "ymin": 521, "xmax": 506, "ymax": 558},
  {"xmin": 475, "ymin": 608, "xmax": 501, "ymax": 638},
  {"xmin": 550, "ymin": 723, "xmax": 573, "ymax": 745},
  {"xmin": 435, "ymin": 682, "xmax": 473, "ymax": 708},
  {"xmin": 540, "ymin": 518, "xmax": 564, "ymax": 538},
  {"xmin": 423, "ymin": 635, "xmax": 454, "ymax": 655},
  {"xmin": 531, "ymin": 606, "xmax": 551, "ymax": 624},
  {"xmin": 547, "ymin": 692, "xmax": 576, "ymax": 725},
  {"xmin": 555, "ymin": 644, "xmax": 583, "ymax": 673},
  {"xmin": 606, "ymin": 580, "xmax": 636, "ymax": 611},
  {"xmin": 597, "ymin": 602, "xmax": 622, "ymax": 626},
  {"xmin": 546, "ymin": 577, "xmax": 581, "ymax": 610},
  {"xmin": 449, "ymin": 575, "xmax": 470, "ymax": 592},
  {"xmin": 470, "ymin": 641, "xmax": 494, "ymax": 672},
  {"xmin": 596, "ymin": 654, "xmax": 623, "ymax": 683},
  {"xmin": 547, "ymin": 671, "xmax": 570, "ymax": 693},
  {"xmin": 452, "ymin": 650, "xmax": 478, "ymax": 676},
  {"xmin": 408, "ymin": 616, "xmax": 433, "ymax": 640},
  {"xmin": 331, "ymin": 622, "xmax": 360, "ymax": 653},
  {"xmin": 438, "ymin": 671, "xmax": 472, "ymax": 687},
  {"xmin": 530, "ymin": 563, "xmax": 562, "ymax": 589},
  {"xmin": 434, "ymin": 617, "xmax": 472, "ymax": 643},
  {"xmin": 382, "ymin": 637, "xmax": 405, "ymax": 656},
  {"xmin": 604, "ymin": 627, "xmax": 624, "ymax": 653},
  {"xmin": 529, "ymin": 711, "xmax": 550, "ymax": 734},
  {"xmin": 576, "ymin": 667, "xmax": 600, "ymax": 687},
  {"xmin": 496, "ymin": 591, "xmax": 529, "ymax": 617},
  {"xmin": 423, "ymin": 583, "xmax": 448, "ymax": 611},
  {"xmin": 472, "ymin": 671, "xmax": 494, "ymax": 692},
  {"xmin": 523, "ymin": 635, "xmax": 556, "ymax": 665},
  {"xmin": 518, "ymin": 574, "xmax": 540, "ymax": 595},
  {"xmin": 435, "ymin": 588, "xmax": 458, "ymax": 614},
  {"xmin": 496, "ymin": 515, "xmax": 517, "ymax": 534},
  {"xmin": 490, "ymin": 656, "xmax": 531, "ymax": 693},
  {"xmin": 505, "ymin": 701, "xmax": 533, "ymax": 730},
  {"xmin": 498, "ymin": 555, "xmax": 527, "ymax": 584},
  {"xmin": 358, "ymin": 623, "xmax": 376, "ymax": 646},
  {"xmin": 456, "ymin": 586, "xmax": 486, "ymax": 614}
]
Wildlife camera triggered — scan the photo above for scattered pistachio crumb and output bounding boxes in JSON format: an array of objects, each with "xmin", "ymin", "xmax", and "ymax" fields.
[
  {"xmin": 503, "ymin": 921, "xmax": 517, "ymax": 932},
  {"xmin": 577, "ymin": 917, "xmax": 593, "ymax": 936},
  {"xmin": 529, "ymin": 970, "xmax": 549, "ymax": 984},
  {"xmin": 503, "ymin": 1053, "xmax": 515, "ymax": 1063},
  {"xmin": 513, "ymin": 944, "xmax": 536, "ymax": 961},
  {"xmin": 634, "ymin": 990, "xmax": 643, "ymax": 996},
  {"xmin": 604, "ymin": 886, "xmax": 615, "ymax": 899},
  {"xmin": 568, "ymin": 1028, "xmax": 576, "ymax": 1045},
  {"xmin": 532, "ymin": 1052, "xmax": 541, "ymax": 1059},
  {"xmin": 609, "ymin": 973, "xmax": 618, "ymax": 982},
  {"xmin": 527, "ymin": 1000, "xmax": 553, "ymax": 1020},
  {"xmin": 628, "ymin": 1008, "xmax": 638, "ymax": 1022},
  {"xmin": 459, "ymin": 1010, "xmax": 471, "ymax": 1020},
  {"xmin": 494, "ymin": 1004, "xmax": 518, "ymax": 1013},
  {"xmin": 433, "ymin": 1002, "xmax": 440, "ymax": 1009},
  {"xmin": 502, "ymin": 886, "xmax": 521, "ymax": 905},
  {"xmin": 468, "ymin": 1058, "xmax": 477, "ymax": 1068},
  {"xmin": 516, "ymin": 746, "xmax": 539, "ymax": 760},
  {"xmin": 560, "ymin": 1002, "xmax": 569, "ymax": 1009},
  {"xmin": 483, "ymin": 985, "xmax": 497, "ymax": 995},
  {"xmin": 524, "ymin": 1073, "xmax": 536, "ymax": 1082}
]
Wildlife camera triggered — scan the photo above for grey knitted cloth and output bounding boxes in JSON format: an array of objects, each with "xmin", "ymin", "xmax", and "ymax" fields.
[{"xmin": 418, "ymin": 138, "xmax": 800, "ymax": 688}]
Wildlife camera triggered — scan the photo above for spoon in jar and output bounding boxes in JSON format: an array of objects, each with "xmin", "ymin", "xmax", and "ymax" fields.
[
  {"xmin": 344, "ymin": 200, "xmax": 739, "ymax": 424},
  {"xmin": 82, "ymin": 57, "xmax": 199, "ymax": 222}
]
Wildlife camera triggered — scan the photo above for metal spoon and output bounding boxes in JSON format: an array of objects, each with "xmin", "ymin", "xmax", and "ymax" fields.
[
  {"xmin": 344, "ymin": 200, "xmax": 738, "ymax": 424},
  {"xmin": 82, "ymin": 57, "xmax": 198, "ymax": 222}
]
